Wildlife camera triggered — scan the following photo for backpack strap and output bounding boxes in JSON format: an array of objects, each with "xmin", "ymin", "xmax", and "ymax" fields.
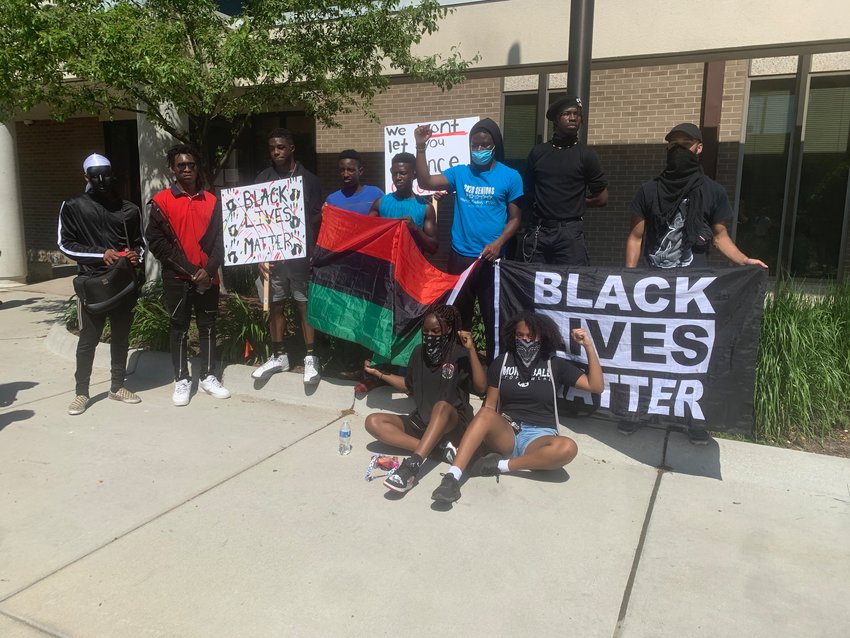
[
  {"xmin": 548, "ymin": 358, "xmax": 560, "ymax": 433},
  {"xmin": 496, "ymin": 352, "xmax": 509, "ymax": 414}
]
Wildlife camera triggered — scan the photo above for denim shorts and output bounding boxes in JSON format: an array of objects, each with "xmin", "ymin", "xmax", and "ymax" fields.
[{"xmin": 511, "ymin": 423, "xmax": 559, "ymax": 458}]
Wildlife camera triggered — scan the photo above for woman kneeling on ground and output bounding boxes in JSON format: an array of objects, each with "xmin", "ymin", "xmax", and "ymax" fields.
[
  {"xmin": 431, "ymin": 311, "xmax": 603, "ymax": 504},
  {"xmin": 364, "ymin": 305, "xmax": 487, "ymax": 494}
]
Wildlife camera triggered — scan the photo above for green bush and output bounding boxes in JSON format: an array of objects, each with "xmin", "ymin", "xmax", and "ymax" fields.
[
  {"xmin": 217, "ymin": 293, "xmax": 270, "ymax": 365},
  {"xmin": 754, "ymin": 281, "xmax": 850, "ymax": 443},
  {"xmin": 129, "ymin": 281, "xmax": 170, "ymax": 352}
]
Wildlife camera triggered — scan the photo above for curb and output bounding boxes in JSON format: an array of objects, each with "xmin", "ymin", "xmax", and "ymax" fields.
[{"xmin": 45, "ymin": 322, "xmax": 358, "ymax": 414}]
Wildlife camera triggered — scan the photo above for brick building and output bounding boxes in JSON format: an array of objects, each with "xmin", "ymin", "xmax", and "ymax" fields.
[{"xmin": 2, "ymin": 0, "xmax": 849, "ymax": 281}]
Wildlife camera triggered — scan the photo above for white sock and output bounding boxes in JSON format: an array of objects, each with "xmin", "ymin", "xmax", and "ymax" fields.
[
  {"xmin": 448, "ymin": 466, "xmax": 462, "ymax": 480},
  {"xmin": 497, "ymin": 459, "xmax": 511, "ymax": 473}
]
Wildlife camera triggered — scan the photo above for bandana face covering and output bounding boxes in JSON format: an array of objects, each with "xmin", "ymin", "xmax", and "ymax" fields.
[
  {"xmin": 515, "ymin": 338, "xmax": 541, "ymax": 368},
  {"xmin": 665, "ymin": 144, "xmax": 700, "ymax": 177},
  {"xmin": 423, "ymin": 333, "xmax": 450, "ymax": 365}
]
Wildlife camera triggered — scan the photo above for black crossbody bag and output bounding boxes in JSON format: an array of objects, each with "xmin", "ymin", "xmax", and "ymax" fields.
[{"xmin": 73, "ymin": 218, "xmax": 139, "ymax": 315}]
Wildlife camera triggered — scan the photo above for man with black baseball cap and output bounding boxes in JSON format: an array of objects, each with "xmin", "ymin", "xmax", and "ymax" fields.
[
  {"xmin": 622, "ymin": 122, "xmax": 767, "ymax": 444},
  {"xmin": 519, "ymin": 94, "xmax": 608, "ymax": 265},
  {"xmin": 625, "ymin": 122, "xmax": 766, "ymax": 271}
]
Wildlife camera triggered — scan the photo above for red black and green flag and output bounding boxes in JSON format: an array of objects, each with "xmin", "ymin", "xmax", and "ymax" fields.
[{"xmin": 307, "ymin": 204, "xmax": 476, "ymax": 365}]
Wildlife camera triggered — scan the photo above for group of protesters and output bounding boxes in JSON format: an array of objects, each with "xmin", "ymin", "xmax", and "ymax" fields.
[{"xmin": 58, "ymin": 94, "xmax": 767, "ymax": 505}]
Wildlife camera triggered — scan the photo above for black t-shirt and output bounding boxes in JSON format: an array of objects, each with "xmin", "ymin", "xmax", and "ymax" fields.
[
  {"xmin": 405, "ymin": 344, "xmax": 474, "ymax": 426},
  {"xmin": 255, "ymin": 162, "xmax": 323, "ymax": 251},
  {"xmin": 630, "ymin": 177, "xmax": 733, "ymax": 268},
  {"xmin": 524, "ymin": 141, "xmax": 608, "ymax": 221},
  {"xmin": 487, "ymin": 352, "xmax": 584, "ymax": 428}
]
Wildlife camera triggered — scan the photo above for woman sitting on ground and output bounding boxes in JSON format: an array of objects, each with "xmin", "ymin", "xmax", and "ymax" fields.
[
  {"xmin": 363, "ymin": 304, "xmax": 486, "ymax": 494},
  {"xmin": 431, "ymin": 310, "xmax": 603, "ymax": 504}
]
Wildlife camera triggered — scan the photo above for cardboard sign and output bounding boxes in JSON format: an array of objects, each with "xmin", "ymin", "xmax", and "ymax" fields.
[
  {"xmin": 221, "ymin": 177, "xmax": 306, "ymax": 265},
  {"xmin": 383, "ymin": 116, "xmax": 479, "ymax": 194}
]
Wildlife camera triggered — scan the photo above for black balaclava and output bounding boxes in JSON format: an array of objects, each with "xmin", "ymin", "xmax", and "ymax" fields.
[{"xmin": 653, "ymin": 144, "xmax": 709, "ymax": 246}]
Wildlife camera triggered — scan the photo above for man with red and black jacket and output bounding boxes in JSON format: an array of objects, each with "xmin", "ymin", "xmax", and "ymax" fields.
[{"xmin": 146, "ymin": 144, "xmax": 230, "ymax": 407}]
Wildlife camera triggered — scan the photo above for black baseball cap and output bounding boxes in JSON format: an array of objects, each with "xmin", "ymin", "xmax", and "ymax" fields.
[
  {"xmin": 665, "ymin": 123, "xmax": 703, "ymax": 142},
  {"xmin": 546, "ymin": 95, "xmax": 583, "ymax": 122}
]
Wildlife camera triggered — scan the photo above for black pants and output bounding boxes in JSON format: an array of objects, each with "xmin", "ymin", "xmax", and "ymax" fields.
[
  {"xmin": 447, "ymin": 250, "xmax": 496, "ymax": 364},
  {"xmin": 162, "ymin": 278, "xmax": 220, "ymax": 382},
  {"xmin": 520, "ymin": 221, "xmax": 589, "ymax": 266},
  {"xmin": 75, "ymin": 294, "xmax": 137, "ymax": 396}
]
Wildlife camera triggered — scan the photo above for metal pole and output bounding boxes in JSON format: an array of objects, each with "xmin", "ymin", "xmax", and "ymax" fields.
[
  {"xmin": 776, "ymin": 54, "xmax": 812, "ymax": 279},
  {"xmin": 566, "ymin": 0, "xmax": 595, "ymax": 144}
]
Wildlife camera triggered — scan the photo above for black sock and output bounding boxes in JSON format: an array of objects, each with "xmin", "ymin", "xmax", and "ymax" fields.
[
  {"xmin": 272, "ymin": 341, "xmax": 285, "ymax": 357},
  {"xmin": 305, "ymin": 343, "xmax": 315, "ymax": 355}
]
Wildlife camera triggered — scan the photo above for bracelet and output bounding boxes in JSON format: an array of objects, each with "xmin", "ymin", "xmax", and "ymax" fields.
[
  {"xmin": 416, "ymin": 146, "xmax": 426, "ymax": 152},
  {"xmin": 379, "ymin": 372, "xmax": 385, "ymax": 380}
]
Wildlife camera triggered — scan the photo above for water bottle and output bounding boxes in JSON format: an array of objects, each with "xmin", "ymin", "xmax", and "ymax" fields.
[{"xmin": 338, "ymin": 419, "xmax": 352, "ymax": 455}]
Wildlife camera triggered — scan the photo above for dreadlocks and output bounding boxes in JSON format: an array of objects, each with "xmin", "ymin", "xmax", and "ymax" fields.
[
  {"xmin": 419, "ymin": 304, "xmax": 462, "ymax": 372},
  {"xmin": 430, "ymin": 304, "xmax": 462, "ymax": 363}
]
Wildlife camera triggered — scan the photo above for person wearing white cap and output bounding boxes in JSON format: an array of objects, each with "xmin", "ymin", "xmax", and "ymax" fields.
[{"xmin": 58, "ymin": 153, "xmax": 145, "ymax": 415}]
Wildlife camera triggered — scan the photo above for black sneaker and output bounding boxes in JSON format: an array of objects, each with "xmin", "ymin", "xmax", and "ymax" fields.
[
  {"xmin": 383, "ymin": 457, "xmax": 420, "ymax": 493},
  {"xmin": 687, "ymin": 426, "xmax": 711, "ymax": 446},
  {"xmin": 469, "ymin": 452, "xmax": 502, "ymax": 477},
  {"xmin": 431, "ymin": 474, "xmax": 461, "ymax": 503},
  {"xmin": 617, "ymin": 420, "xmax": 642, "ymax": 435}
]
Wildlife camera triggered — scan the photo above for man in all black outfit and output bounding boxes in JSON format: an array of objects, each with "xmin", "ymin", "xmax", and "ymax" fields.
[
  {"xmin": 621, "ymin": 122, "xmax": 767, "ymax": 445},
  {"xmin": 520, "ymin": 95, "xmax": 608, "ymax": 265},
  {"xmin": 58, "ymin": 153, "xmax": 144, "ymax": 415}
]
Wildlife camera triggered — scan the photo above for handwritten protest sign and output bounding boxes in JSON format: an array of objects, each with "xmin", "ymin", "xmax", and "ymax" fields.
[
  {"xmin": 383, "ymin": 116, "xmax": 478, "ymax": 194},
  {"xmin": 221, "ymin": 177, "xmax": 306, "ymax": 266}
]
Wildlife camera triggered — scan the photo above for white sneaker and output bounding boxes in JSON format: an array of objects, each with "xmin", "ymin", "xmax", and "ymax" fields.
[
  {"xmin": 303, "ymin": 355, "xmax": 321, "ymax": 385},
  {"xmin": 200, "ymin": 375, "xmax": 231, "ymax": 399},
  {"xmin": 172, "ymin": 379, "xmax": 191, "ymax": 407},
  {"xmin": 251, "ymin": 353, "xmax": 290, "ymax": 379}
]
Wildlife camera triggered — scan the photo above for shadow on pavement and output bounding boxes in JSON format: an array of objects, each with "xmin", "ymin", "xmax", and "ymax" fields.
[
  {"xmin": 564, "ymin": 408, "xmax": 723, "ymax": 480},
  {"xmin": 0, "ymin": 381, "xmax": 38, "ymax": 407},
  {"xmin": 361, "ymin": 385, "xmax": 414, "ymax": 413},
  {"xmin": 0, "ymin": 297, "xmax": 39, "ymax": 311},
  {"xmin": 0, "ymin": 409, "xmax": 36, "ymax": 431}
]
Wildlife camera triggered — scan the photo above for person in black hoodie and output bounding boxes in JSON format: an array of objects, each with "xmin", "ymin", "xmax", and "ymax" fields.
[
  {"xmin": 146, "ymin": 144, "xmax": 230, "ymax": 407},
  {"xmin": 59, "ymin": 153, "xmax": 145, "ymax": 415}
]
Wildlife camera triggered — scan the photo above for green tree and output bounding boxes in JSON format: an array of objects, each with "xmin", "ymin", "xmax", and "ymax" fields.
[{"xmin": 0, "ymin": 0, "xmax": 472, "ymax": 183}]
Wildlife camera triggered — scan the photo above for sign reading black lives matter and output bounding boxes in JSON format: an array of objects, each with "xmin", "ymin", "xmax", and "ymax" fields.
[
  {"xmin": 494, "ymin": 261, "xmax": 769, "ymax": 434},
  {"xmin": 221, "ymin": 178, "xmax": 306, "ymax": 265}
]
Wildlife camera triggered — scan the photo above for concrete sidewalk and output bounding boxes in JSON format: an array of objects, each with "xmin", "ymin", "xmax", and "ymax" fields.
[{"xmin": 1, "ymin": 281, "xmax": 848, "ymax": 637}]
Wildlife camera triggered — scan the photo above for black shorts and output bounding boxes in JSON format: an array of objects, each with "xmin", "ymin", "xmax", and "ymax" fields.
[{"xmin": 401, "ymin": 409, "xmax": 469, "ymax": 443}]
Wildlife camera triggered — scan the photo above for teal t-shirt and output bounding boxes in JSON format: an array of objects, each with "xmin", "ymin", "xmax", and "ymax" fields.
[{"xmin": 378, "ymin": 193, "xmax": 428, "ymax": 228}]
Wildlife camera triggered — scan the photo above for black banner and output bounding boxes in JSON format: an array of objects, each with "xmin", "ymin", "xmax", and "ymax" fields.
[{"xmin": 494, "ymin": 262, "xmax": 769, "ymax": 434}]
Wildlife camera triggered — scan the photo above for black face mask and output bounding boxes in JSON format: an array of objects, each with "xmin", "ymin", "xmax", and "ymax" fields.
[
  {"xmin": 86, "ymin": 167, "xmax": 115, "ymax": 196},
  {"xmin": 515, "ymin": 338, "xmax": 541, "ymax": 368},
  {"xmin": 664, "ymin": 144, "xmax": 700, "ymax": 177},
  {"xmin": 423, "ymin": 333, "xmax": 450, "ymax": 365}
]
